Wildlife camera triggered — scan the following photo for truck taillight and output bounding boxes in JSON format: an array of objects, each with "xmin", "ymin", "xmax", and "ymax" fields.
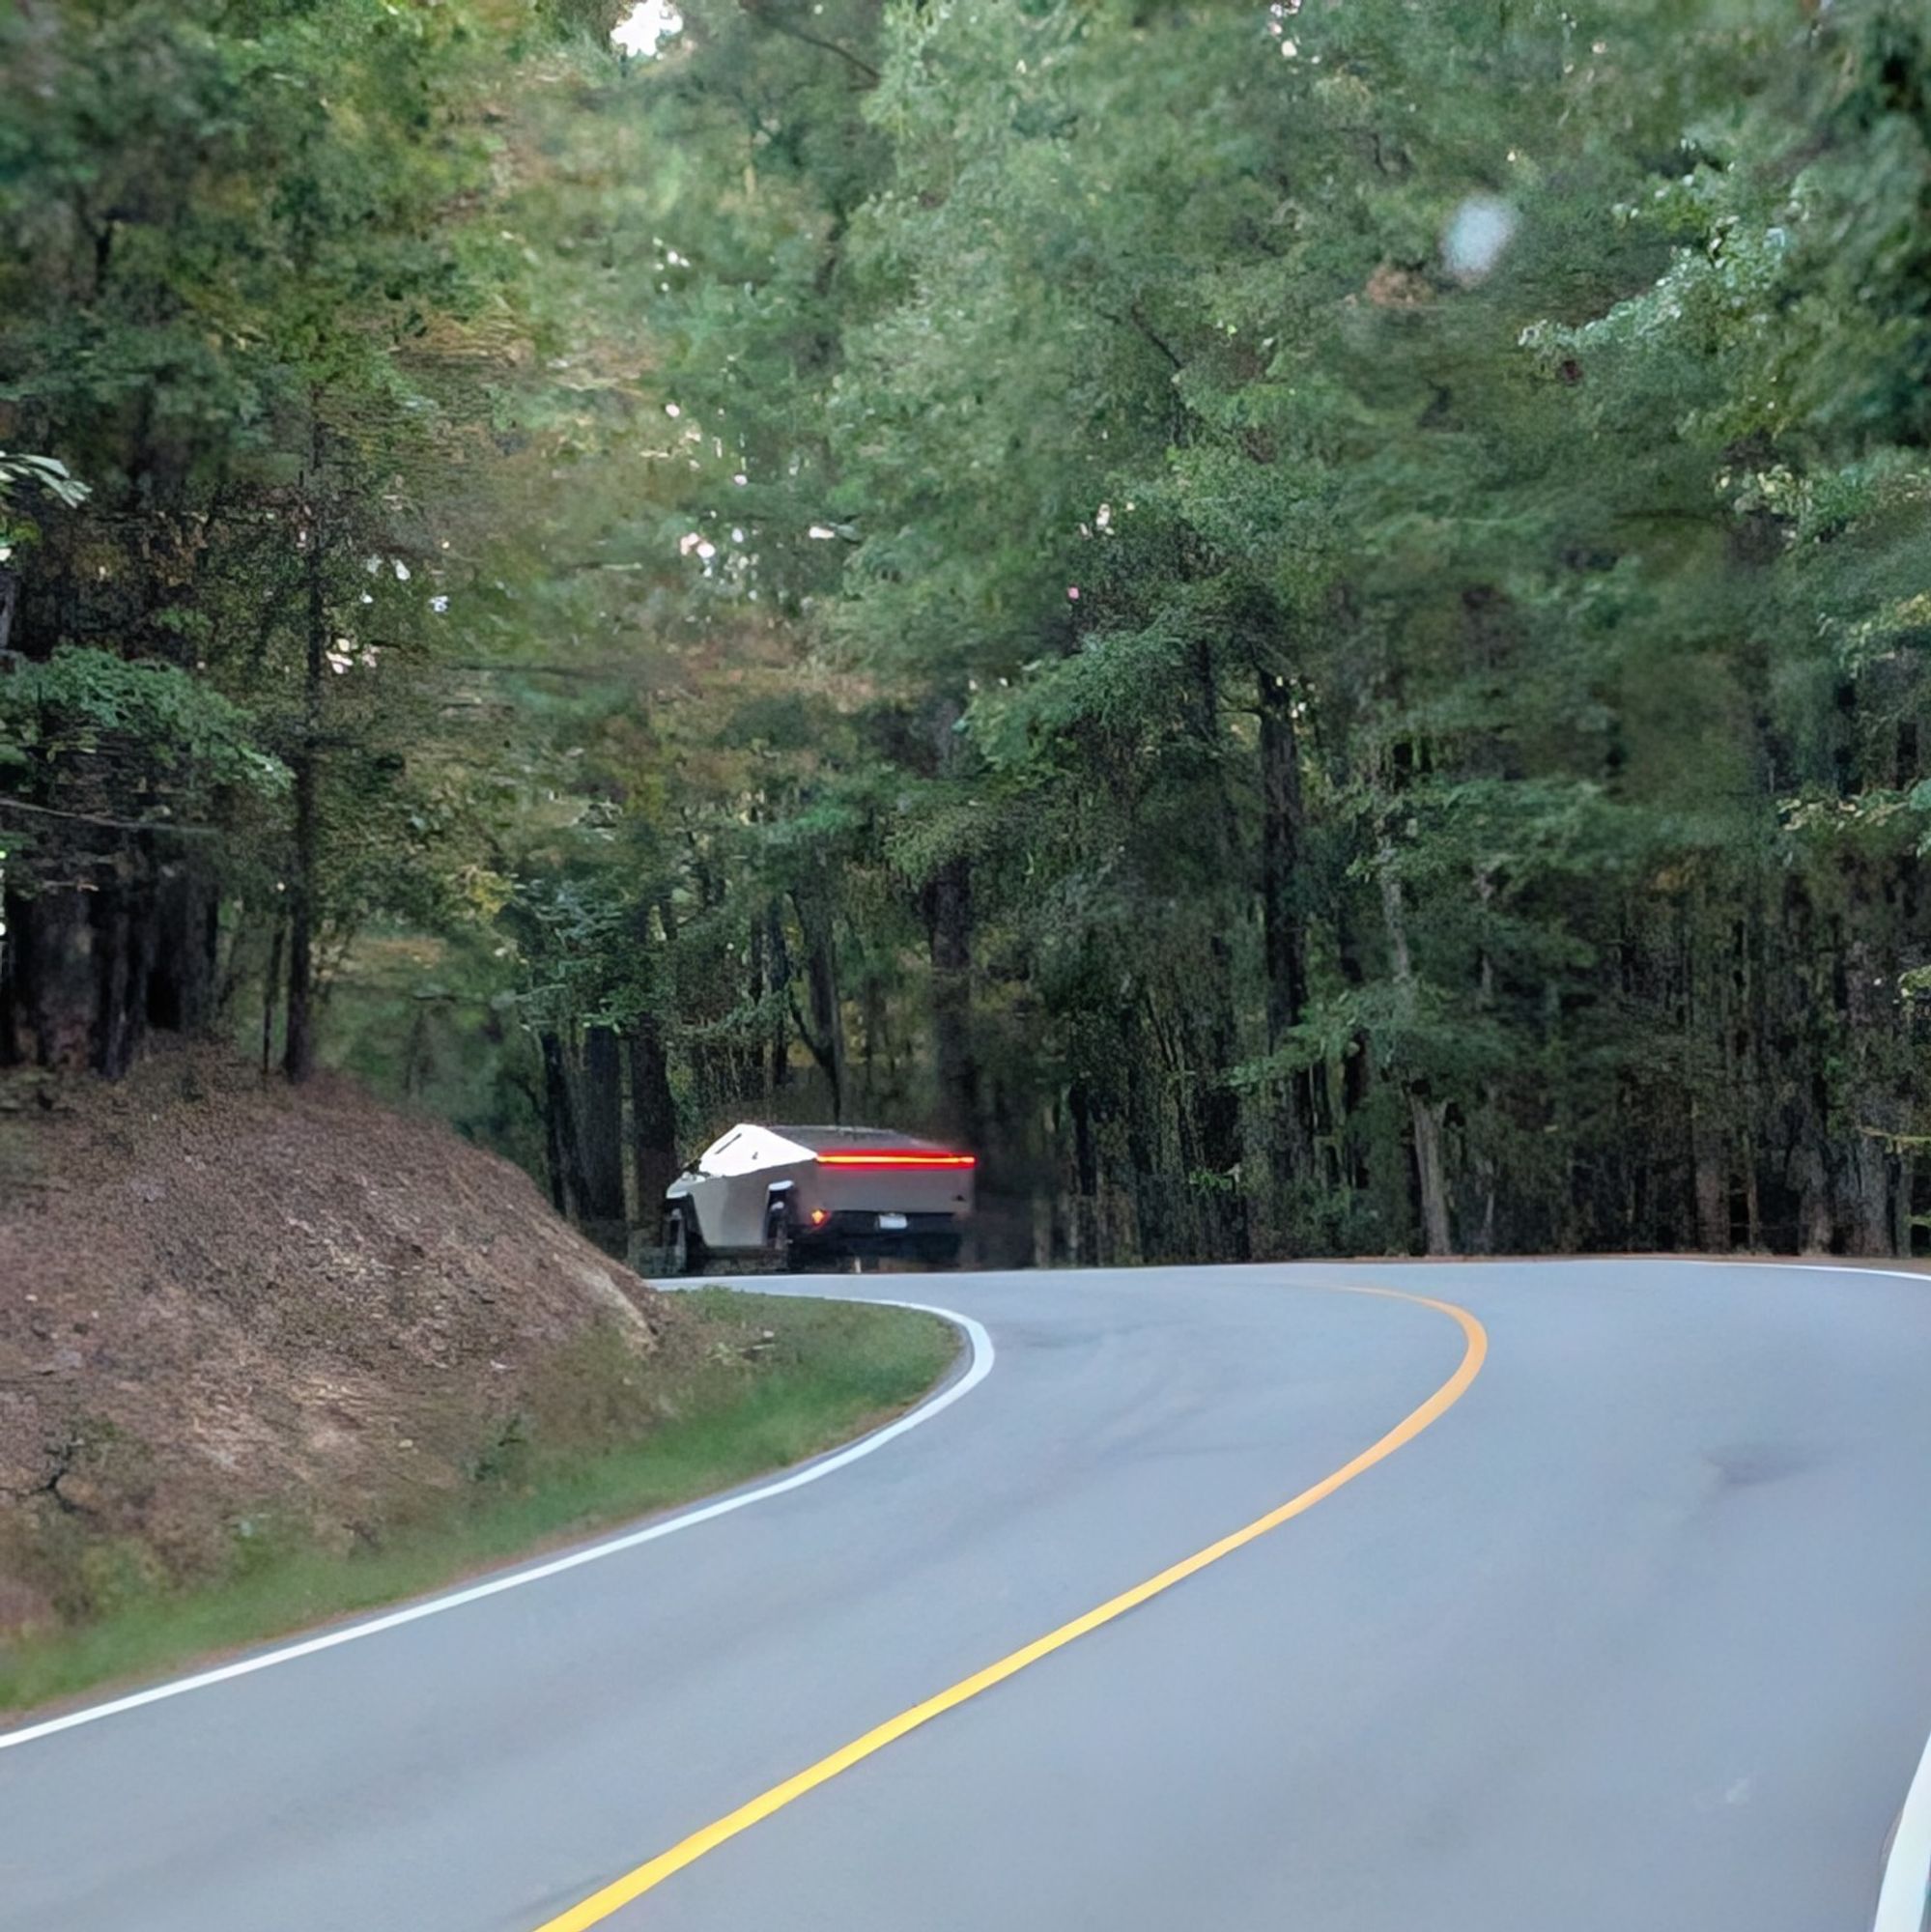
[{"xmin": 815, "ymin": 1151, "xmax": 976, "ymax": 1169}]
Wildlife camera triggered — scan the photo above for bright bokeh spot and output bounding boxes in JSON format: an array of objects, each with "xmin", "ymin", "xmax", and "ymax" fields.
[
  {"xmin": 1443, "ymin": 196, "xmax": 1518, "ymax": 282},
  {"xmin": 612, "ymin": 1, "xmax": 683, "ymax": 58}
]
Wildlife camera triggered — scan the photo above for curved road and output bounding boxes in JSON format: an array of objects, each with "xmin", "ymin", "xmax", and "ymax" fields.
[{"xmin": 3, "ymin": 1261, "xmax": 1930, "ymax": 1931}]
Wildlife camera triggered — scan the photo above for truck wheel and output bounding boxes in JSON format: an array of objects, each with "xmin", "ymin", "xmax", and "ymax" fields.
[
  {"xmin": 665, "ymin": 1206, "xmax": 703, "ymax": 1277},
  {"xmin": 763, "ymin": 1196, "xmax": 794, "ymax": 1272}
]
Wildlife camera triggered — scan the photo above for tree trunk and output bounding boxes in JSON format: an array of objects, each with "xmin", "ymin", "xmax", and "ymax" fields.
[
  {"xmin": 922, "ymin": 692, "xmax": 981, "ymax": 1151},
  {"xmin": 1409, "ymin": 1094, "xmax": 1453, "ymax": 1257},
  {"xmin": 1842, "ymin": 1130, "xmax": 1895, "ymax": 1258},
  {"xmin": 1191, "ymin": 938, "xmax": 1249, "ymax": 1259},
  {"xmin": 765, "ymin": 904, "xmax": 790, "ymax": 1091},
  {"xmin": 90, "ymin": 864, "xmax": 152, "ymax": 1079},
  {"xmin": 748, "ymin": 914, "xmax": 769, "ymax": 1100},
  {"xmin": 283, "ymin": 465, "xmax": 327, "ymax": 1084},
  {"xmin": 1691, "ymin": 1100, "xmax": 1729, "ymax": 1252},
  {"xmin": 856, "ymin": 959, "xmax": 891, "ymax": 1116},
  {"xmin": 1798, "ymin": 1141, "xmax": 1832, "ymax": 1253},
  {"xmin": 1840, "ymin": 908, "xmax": 1906, "ymax": 1256},
  {"xmin": 540, "ymin": 1030, "xmax": 590, "ymax": 1218},
  {"xmin": 0, "ymin": 882, "xmax": 22, "ymax": 1067},
  {"xmin": 402, "ymin": 1002, "xmax": 432, "ymax": 1099},
  {"xmin": 1179, "ymin": 636, "xmax": 1248, "ymax": 1260},
  {"xmin": 629, "ymin": 1013, "xmax": 679, "ymax": 1237},
  {"xmin": 927, "ymin": 853, "xmax": 978, "ymax": 1146},
  {"xmin": 791, "ymin": 884, "xmax": 846, "ymax": 1121},
  {"xmin": 0, "ymin": 890, "xmax": 33, "ymax": 1068},
  {"xmin": 1258, "ymin": 666, "xmax": 1320, "ymax": 1248},
  {"xmin": 261, "ymin": 908, "xmax": 285, "ymax": 1077},
  {"xmin": 148, "ymin": 860, "xmax": 217, "ymax": 1035},
  {"xmin": 1068, "ymin": 1079, "xmax": 1098, "ymax": 1265},
  {"xmin": 1379, "ymin": 846, "xmax": 1453, "ymax": 1255},
  {"xmin": 577, "ymin": 1023, "xmax": 628, "ymax": 1246},
  {"xmin": 1466, "ymin": 868, "xmax": 1501, "ymax": 1254},
  {"xmin": 282, "ymin": 742, "xmax": 318, "ymax": 1080},
  {"xmin": 24, "ymin": 889, "xmax": 93, "ymax": 1070},
  {"xmin": 1774, "ymin": 877, "xmax": 1832, "ymax": 1252},
  {"xmin": 1333, "ymin": 895, "xmax": 1374, "ymax": 1191},
  {"xmin": 1259, "ymin": 671, "xmax": 1312, "ymax": 1047},
  {"xmin": 1122, "ymin": 1017, "xmax": 1160, "ymax": 1264}
]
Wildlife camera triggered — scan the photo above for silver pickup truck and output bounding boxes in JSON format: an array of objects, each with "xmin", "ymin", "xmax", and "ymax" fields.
[{"xmin": 661, "ymin": 1123, "xmax": 975, "ymax": 1272}]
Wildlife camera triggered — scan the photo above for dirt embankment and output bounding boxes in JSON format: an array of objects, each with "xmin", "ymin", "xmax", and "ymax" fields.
[{"xmin": 0, "ymin": 1044, "xmax": 696, "ymax": 1639}]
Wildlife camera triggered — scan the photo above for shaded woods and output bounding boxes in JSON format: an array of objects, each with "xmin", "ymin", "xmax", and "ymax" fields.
[{"xmin": 7, "ymin": 0, "xmax": 1931, "ymax": 1264}]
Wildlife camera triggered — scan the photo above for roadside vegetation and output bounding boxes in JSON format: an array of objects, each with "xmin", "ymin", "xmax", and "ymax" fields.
[
  {"xmin": 7, "ymin": 1, "xmax": 1931, "ymax": 1270},
  {"xmin": 0, "ymin": 1282, "xmax": 953, "ymax": 1719},
  {"xmin": 0, "ymin": 1043, "xmax": 953, "ymax": 1719}
]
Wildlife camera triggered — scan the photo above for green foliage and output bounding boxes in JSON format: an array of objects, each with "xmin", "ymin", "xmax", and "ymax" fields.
[
  {"xmin": 1, "ymin": 648, "xmax": 287, "ymax": 801},
  {"xmin": 0, "ymin": 452, "xmax": 89, "ymax": 560},
  {"xmin": 8, "ymin": 0, "xmax": 1931, "ymax": 1260}
]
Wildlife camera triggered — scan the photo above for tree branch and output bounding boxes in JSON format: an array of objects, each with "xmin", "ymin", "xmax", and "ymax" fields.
[
  {"xmin": 740, "ymin": 3, "xmax": 880, "ymax": 82},
  {"xmin": 0, "ymin": 797, "xmax": 220, "ymax": 838},
  {"xmin": 786, "ymin": 985, "xmax": 839, "ymax": 1078},
  {"xmin": 1095, "ymin": 300, "xmax": 1185, "ymax": 373}
]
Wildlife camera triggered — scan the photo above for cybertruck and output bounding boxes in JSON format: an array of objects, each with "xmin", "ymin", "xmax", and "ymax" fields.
[{"xmin": 661, "ymin": 1123, "xmax": 975, "ymax": 1272}]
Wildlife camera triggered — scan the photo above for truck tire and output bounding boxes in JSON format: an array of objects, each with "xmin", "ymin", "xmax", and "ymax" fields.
[
  {"xmin": 763, "ymin": 1194, "xmax": 795, "ymax": 1272},
  {"xmin": 664, "ymin": 1204, "xmax": 704, "ymax": 1277}
]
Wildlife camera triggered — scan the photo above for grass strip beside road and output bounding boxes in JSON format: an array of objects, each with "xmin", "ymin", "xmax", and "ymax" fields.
[{"xmin": 0, "ymin": 1291, "xmax": 956, "ymax": 1721}]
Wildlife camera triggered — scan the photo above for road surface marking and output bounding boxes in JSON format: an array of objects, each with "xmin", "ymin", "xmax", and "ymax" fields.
[
  {"xmin": 1875, "ymin": 1724, "xmax": 1931, "ymax": 1932},
  {"xmin": 529, "ymin": 1282, "xmax": 1487, "ymax": 1932},
  {"xmin": 0, "ymin": 1297, "xmax": 992, "ymax": 1754},
  {"xmin": 1689, "ymin": 1260, "xmax": 1931, "ymax": 1287}
]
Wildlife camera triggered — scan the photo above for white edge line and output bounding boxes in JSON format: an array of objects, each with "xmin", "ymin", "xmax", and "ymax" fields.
[
  {"xmin": 1681, "ymin": 1259, "xmax": 1931, "ymax": 1286},
  {"xmin": 1688, "ymin": 1256, "xmax": 1930, "ymax": 1930},
  {"xmin": 0, "ymin": 1295, "xmax": 993, "ymax": 1754},
  {"xmin": 1876, "ymin": 1725, "xmax": 1931, "ymax": 1932}
]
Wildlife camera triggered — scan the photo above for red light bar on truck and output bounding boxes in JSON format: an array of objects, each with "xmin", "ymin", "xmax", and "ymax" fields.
[{"xmin": 814, "ymin": 1150, "xmax": 977, "ymax": 1169}]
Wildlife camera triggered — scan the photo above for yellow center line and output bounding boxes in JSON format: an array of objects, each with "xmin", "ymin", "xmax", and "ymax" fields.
[{"xmin": 530, "ymin": 1283, "xmax": 1488, "ymax": 1932}]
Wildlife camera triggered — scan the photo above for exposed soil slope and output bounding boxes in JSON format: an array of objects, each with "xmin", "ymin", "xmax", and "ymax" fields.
[{"xmin": 0, "ymin": 1045, "xmax": 694, "ymax": 1638}]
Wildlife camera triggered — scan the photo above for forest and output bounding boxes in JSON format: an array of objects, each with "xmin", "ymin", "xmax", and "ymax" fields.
[{"xmin": 5, "ymin": 0, "xmax": 1931, "ymax": 1265}]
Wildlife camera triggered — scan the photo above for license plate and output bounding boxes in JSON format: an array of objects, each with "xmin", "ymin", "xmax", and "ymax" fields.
[{"xmin": 876, "ymin": 1212, "xmax": 908, "ymax": 1232}]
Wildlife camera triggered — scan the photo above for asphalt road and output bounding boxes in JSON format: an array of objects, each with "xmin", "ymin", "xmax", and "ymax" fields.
[{"xmin": 4, "ymin": 1260, "xmax": 1930, "ymax": 1932}]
